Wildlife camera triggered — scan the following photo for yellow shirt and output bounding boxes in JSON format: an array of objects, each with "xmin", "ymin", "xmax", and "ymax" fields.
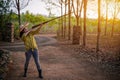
[{"xmin": 21, "ymin": 27, "xmax": 41, "ymax": 51}]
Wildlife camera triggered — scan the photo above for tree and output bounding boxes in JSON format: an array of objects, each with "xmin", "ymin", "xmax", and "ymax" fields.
[
  {"xmin": 58, "ymin": 0, "xmax": 68, "ymax": 38},
  {"xmin": 0, "ymin": 0, "xmax": 12, "ymax": 40},
  {"xmin": 41, "ymin": 0, "xmax": 59, "ymax": 17},
  {"xmin": 41, "ymin": 0, "xmax": 63, "ymax": 36},
  {"xmin": 111, "ymin": 0, "xmax": 120, "ymax": 36},
  {"xmin": 83, "ymin": 0, "xmax": 87, "ymax": 46},
  {"xmin": 96, "ymin": 0, "xmax": 101, "ymax": 52},
  {"xmin": 59, "ymin": 0, "xmax": 64, "ymax": 38},
  {"xmin": 0, "ymin": 0, "xmax": 12, "ymax": 29},
  {"xmin": 79, "ymin": 0, "xmax": 83, "ymax": 26},
  {"xmin": 63, "ymin": 0, "xmax": 67, "ymax": 38},
  {"xmin": 104, "ymin": 0, "xmax": 108, "ymax": 36},
  {"xmin": 72, "ymin": 0, "xmax": 83, "ymax": 44},
  {"xmin": 12, "ymin": 0, "xmax": 30, "ymax": 26},
  {"xmin": 68, "ymin": 0, "xmax": 71, "ymax": 40},
  {"xmin": 72, "ymin": 0, "xmax": 81, "ymax": 26}
]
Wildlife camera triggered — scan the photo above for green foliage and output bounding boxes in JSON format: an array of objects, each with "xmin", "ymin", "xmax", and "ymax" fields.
[
  {"xmin": 11, "ymin": 10, "xmax": 60, "ymax": 37},
  {"xmin": 11, "ymin": 10, "xmax": 120, "ymax": 37},
  {"xmin": 21, "ymin": 11, "xmax": 47, "ymax": 26},
  {"xmin": 0, "ymin": 0, "xmax": 12, "ymax": 30},
  {"xmin": 11, "ymin": 13, "xmax": 18, "ymax": 21},
  {"xmin": 0, "ymin": 0, "xmax": 12, "ymax": 40},
  {"xmin": 69, "ymin": 17, "xmax": 120, "ymax": 35},
  {"xmin": 14, "ymin": 22, "xmax": 19, "ymax": 38}
]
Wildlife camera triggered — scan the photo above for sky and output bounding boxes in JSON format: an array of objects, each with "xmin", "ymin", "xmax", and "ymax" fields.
[
  {"xmin": 21, "ymin": 0, "xmax": 48, "ymax": 15},
  {"xmin": 21, "ymin": 0, "xmax": 61, "ymax": 16},
  {"xmin": 21, "ymin": 0, "xmax": 120, "ymax": 19}
]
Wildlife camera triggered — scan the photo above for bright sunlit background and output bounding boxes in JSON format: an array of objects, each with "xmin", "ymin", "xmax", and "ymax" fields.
[{"xmin": 20, "ymin": 0, "xmax": 120, "ymax": 19}]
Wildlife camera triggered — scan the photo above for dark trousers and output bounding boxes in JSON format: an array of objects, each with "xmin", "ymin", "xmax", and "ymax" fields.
[{"xmin": 24, "ymin": 49, "xmax": 41, "ymax": 70}]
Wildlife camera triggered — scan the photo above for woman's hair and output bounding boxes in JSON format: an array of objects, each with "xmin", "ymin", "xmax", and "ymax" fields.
[{"xmin": 20, "ymin": 29, "xmax": 24, "ymax": 38}]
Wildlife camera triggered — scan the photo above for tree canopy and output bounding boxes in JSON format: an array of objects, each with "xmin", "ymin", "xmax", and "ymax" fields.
[{"xmin": 0, "ymin": 0, "xmax": 12, "ymax": 30}]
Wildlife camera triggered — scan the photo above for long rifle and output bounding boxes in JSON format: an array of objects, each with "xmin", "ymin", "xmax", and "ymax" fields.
[{"xmin": 32, "ymin": 12, "xmax": 72, "ymax": 29}]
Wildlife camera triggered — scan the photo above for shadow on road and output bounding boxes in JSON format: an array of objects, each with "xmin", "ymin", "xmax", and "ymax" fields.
[{"xmin": 0, "ymin": 35, "xmax": 57, "ymax": 52}]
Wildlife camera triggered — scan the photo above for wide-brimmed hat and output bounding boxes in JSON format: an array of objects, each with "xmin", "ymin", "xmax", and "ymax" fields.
[{"xmin": 19, "ymin": 22, "xmax": 29, "ymax": 32}]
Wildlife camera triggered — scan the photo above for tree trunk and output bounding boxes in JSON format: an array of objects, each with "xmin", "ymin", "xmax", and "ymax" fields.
[
  {"xmin": 104, "ymin": 0, "xmax": 108, "ymax": 36},
  {"xmin": 111, "ymin": 17, "xmax": 115, "ymax": 37},
  {"xmin": 73, "ymin": 0, "xmax": 80, "ymax": 44},
  {"xmin": 79, "ymin": 0, "xmax": 83, "ymax": 27},
  {"xmin": 72, "ymin": 25, "xmax": 80, "ymax": 44},
  {"xmin": 61, "ymin": 1, "xmax": 63, "ymax": 38},
  {"xmin": 96, "ymin": 0, "xmax": 101, "ymax": 52},
  {"xmin": 111, "ymin": 0, "xmax": 117, "ymax": 37},
  {"xmin": 72, "ymin": 0, "xmax": 80, "ymax": 44},
  {"xmin": 68, "ymin": 0, "xmax": 71, "ymax": 40},
  {"xmin": 83, "ymin": 0, "xmax": 87, "ymax": 46},
  {"xmin": 64, "ymin": 0, "xmax": 67, "ymax": 38},
  {"xmin": 76, "ymin": 0, "xmax": 79, "ymax": 26},
  {"xmin": 18, "ymin": 0, "xmax": 21, "ymax": 26}
]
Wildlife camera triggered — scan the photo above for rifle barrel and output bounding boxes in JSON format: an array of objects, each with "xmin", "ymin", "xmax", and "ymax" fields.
[{"xmin": 32, "ymin": 12, "xmax": 72, "ymax": 28}]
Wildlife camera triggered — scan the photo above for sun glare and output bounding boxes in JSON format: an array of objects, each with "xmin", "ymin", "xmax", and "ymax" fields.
[
  {"xmin": 85, "ymin": 0, "xmax": 120, "ymax": 19},
  {"xmin": 21, "ymin": 0, "xmax": 120, "ymax": 19}
]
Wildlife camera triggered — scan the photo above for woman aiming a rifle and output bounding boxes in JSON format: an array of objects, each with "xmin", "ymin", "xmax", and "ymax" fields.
[
  {"xmin": 19, "ymin": 22, "xmax": 43, "ymax": 79},
  {"xmin": 19, "ymin": 13, "xmax": 69, "ymax": 79}
]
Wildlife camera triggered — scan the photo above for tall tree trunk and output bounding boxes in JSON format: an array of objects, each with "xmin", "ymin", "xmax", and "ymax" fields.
[
  {"xmin": 96, "ymin": 0, "xmax": 101, "ymax": 52},
  {"xmin": 17, "ymin": 0, "xmax": 21, "ymax": 26},
  {"xmin": 83, "ymin": 0, "xmax": 87, "ymax": 46},
  {"xmin": 68, "ymin": 0, "xmax": 71, "ymax": 40},
  {"xmin": 111, "ymin": 16, "xmax": 115, "ymax": 37},
  {"xmin": 72, "ymin": 0, "xmax": 82, "ymax": 44},
  {"xmin": 104, "ymin": 0, "xmax": 108, "ymax": 36},
  {"xmin": 79, "ymin": 0, "xmax": 83, "ymax": 27},
  {"xmin": 64, "ymin": 0, "xmax": 67, "ymax": 38},
  {"xmin": 57, "ymin": 18, "xmax": 61, "ymax": 38},
  {"xmin": 15, "ymin": 0, "xmax": 21, "ymax": 27},
  {"xmin": 14, "ymin": 0, "xmax": 30, "ymax": 27},
  {"xmin": 76, "ymin": 0, "xmax": 79, "ymax": 26},
  {"xmin": 61, "ymin": 1, "xmax": 63, "ymax": 38},
  {"xmin": 111, "ymin": 0, "xmax": 117, "ymax": 37}
]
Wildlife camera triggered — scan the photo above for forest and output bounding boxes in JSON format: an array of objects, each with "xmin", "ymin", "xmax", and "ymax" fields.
[{"xmin": 0, "ymin": 0, "xmax": 120, "ymax": 80}]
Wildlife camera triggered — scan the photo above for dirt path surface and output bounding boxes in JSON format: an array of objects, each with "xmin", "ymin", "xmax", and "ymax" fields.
[{"xmin": 0, "ymin": 35, "xmax": 113, "ymax": 80}]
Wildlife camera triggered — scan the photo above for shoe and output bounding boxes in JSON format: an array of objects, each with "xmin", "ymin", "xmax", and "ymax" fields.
[
  {"xmin": 38, "ymin": 69, "xmax": 43, "ymax": 79},
  {"xmin": 23, "ymin": 68, "xmax": 27, "ymax": 77}
]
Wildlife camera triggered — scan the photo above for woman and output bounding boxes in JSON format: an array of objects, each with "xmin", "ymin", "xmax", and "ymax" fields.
[{"xmin": 19, "ymin": 23, "xmax": 43, "ymax": 79}]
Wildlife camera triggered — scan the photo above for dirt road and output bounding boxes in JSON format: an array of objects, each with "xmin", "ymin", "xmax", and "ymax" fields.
[{"xmin": 2, "ymin": 35, "xmax": 109, "ymax": 80}]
